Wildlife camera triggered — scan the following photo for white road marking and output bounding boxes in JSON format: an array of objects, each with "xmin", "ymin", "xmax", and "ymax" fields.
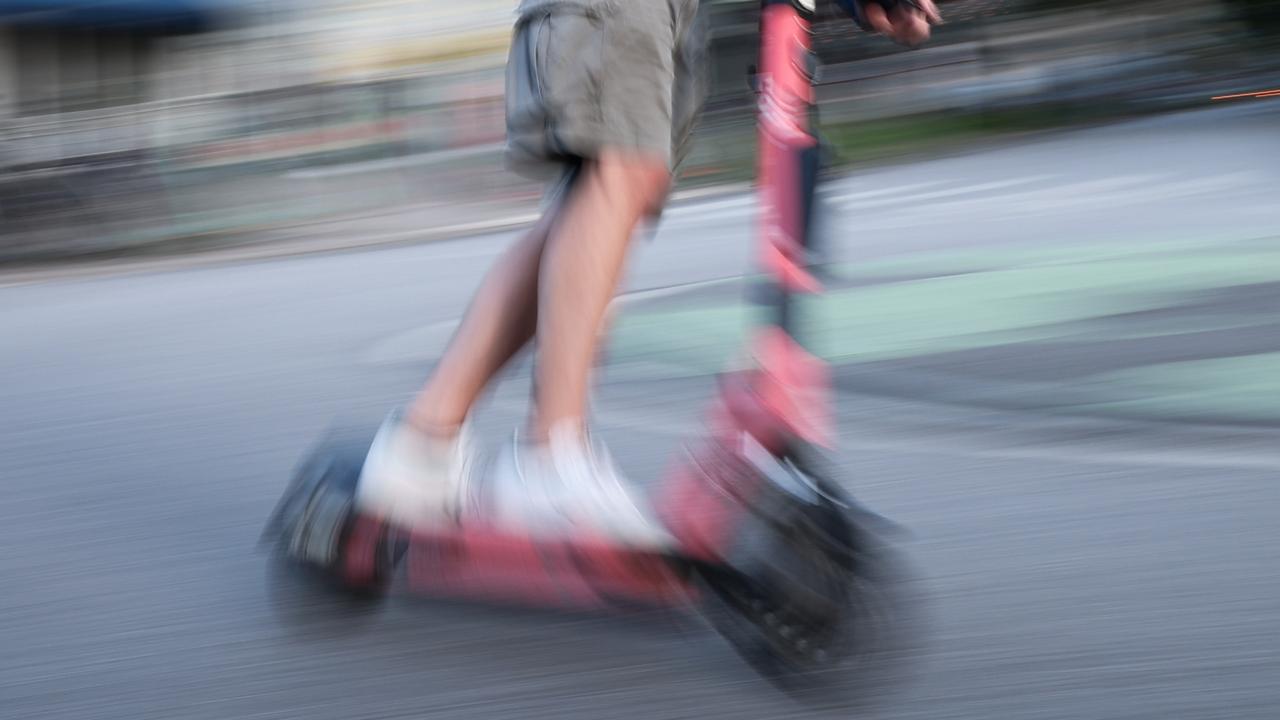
[
  {"xmin": 660, "ymin": 208, "xmax": 756, "ymax": 226},
  {"xmin": 826, "ymin": 180, "xmax": 948, "ymax": 203},
  {"xmin": 663, "ymin": 195, "xmax": 754, "ymax": 218},
  {"xmin": 846, "ymin": 173, "xmax": 1179, "ymax": 229},
  {"xmin": 998, "ymin": 171, "xmax": 1263, "ymax": 215},
  {"xmin": 835, "ymin": 175, "xmax": 1058, "ymax": 210}
]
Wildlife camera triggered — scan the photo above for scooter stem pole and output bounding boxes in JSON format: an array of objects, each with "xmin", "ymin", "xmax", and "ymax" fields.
[{"xmin": 756, "ymin": 0, "xmax": 821, "ymax": 340}]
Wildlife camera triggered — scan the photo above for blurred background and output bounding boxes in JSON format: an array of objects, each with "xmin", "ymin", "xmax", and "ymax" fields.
[
  {"xmin": 1, "ymin": 2, "xmax": 1278, "ymax": 719},
  {"xmin": 0, "ymin": 0, "xmax": 1276, "ymax": 259}
]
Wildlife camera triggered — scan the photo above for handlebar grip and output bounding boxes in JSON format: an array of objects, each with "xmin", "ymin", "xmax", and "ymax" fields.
[{"xmin": 838, "ymin": 0, "xmax": 924, "ymax": 31}]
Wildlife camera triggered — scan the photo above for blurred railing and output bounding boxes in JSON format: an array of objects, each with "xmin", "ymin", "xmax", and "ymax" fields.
[{"xmin": 0, "ymin": 69, "xmax": 528, "ymax": 261}]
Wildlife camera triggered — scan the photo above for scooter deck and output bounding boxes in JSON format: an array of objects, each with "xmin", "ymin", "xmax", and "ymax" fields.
[{"xmin": 366, "ymin": 517, "xmax": 697, "ymax": 611}]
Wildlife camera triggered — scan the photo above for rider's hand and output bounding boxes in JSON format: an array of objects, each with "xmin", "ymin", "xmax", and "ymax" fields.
[{"xmin": 860, "ymin": 0, "xmax": 942, "ymax": 48}]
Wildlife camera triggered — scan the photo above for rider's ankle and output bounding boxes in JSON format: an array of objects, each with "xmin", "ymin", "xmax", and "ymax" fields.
[
  {"xmin": 527, "ymin": 417, "xmax": 587, "ymax": 447},
  {"xmin": 404, "ymin": 412, "xmax": 465, "ymax": 443}
]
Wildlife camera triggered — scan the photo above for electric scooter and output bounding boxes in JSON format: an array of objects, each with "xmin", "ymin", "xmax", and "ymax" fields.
[{"xmin": 264, "ymin": 0, "xmax": 906, "ymax": 687}]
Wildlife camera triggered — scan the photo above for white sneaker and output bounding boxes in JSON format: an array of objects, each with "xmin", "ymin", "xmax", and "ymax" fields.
[
  {"xmin": 356, "ymin": 415, "xmax": 474, "ymax": 529},
  {"xmin": 487, "ymin": 424, "xmax": 674, "ymax": 550},
  {"xmin": 485, "ymin": 430, "xmax": 574, "ymax": 536}
]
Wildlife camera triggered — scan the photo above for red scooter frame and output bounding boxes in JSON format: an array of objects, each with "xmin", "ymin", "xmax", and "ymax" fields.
[{"xmin": 266, "ymin": 0, "xmax": 886, "ymax": 682}]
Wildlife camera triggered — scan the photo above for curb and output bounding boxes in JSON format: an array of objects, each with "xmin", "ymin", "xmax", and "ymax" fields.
[{"xmin": 0, "ymin": 182, "xmax": 754, "ymax": 287}]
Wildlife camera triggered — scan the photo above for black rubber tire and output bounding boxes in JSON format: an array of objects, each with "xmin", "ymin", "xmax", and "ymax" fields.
[
  {"xmin": 696, "ymin": 481, "xmax": 919, "ymax": 699},
  {"xmin": 262, "ymin": 423, "xmax": 397, "ymax": 602}
]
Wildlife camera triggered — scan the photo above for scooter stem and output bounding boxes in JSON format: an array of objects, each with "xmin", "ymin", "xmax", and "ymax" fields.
[{"xmin": 738, "ymin": 0, "xmax": 832, "ymax": 449}]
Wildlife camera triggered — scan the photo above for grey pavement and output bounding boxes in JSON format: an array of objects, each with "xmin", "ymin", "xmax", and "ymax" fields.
[{"xmin": 2, "ymin": 105, "xmax": 1278, "ymax": 720}]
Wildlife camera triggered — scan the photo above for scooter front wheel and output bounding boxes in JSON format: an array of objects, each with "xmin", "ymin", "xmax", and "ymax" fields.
[{"xmin": 692, "ymin": 455, "xmax": 901, "ymax": 688}]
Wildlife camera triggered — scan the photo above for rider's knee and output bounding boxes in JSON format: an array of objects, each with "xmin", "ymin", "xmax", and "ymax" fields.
[{"xmin": 592, "ymin": 150, "xmax": 672, "ymax": 215}]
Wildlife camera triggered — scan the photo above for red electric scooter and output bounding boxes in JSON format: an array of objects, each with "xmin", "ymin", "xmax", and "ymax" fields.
[{"xmin": 264, "ymin": 0, "xmax": 906, "ymax": 686}]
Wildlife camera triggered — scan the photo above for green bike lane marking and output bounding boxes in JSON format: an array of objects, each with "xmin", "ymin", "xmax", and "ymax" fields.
[
  {"xmin": 833, "ymin": 233, "xmax": 1280, "ymax": 279},
  {"xmin": 615, "ymin": 249, "xmax": 1280, "ymax": 365},
  {"xmin": 610, "ymin": 238, "xmax": 1280, "ymax": 423},
  {"xmin": 1071, "ymin": 353, "xmax": 1280, "ymax": 425}
]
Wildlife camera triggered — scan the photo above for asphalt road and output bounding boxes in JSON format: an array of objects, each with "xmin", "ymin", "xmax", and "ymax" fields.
[{"xmin": 3, "ymin": 106, "xmax": 1278, "ymax": 720}]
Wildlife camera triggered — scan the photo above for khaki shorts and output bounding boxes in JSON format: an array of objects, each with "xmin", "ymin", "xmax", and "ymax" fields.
[{"xmin": 505, "ymin": 0, "xmax": 707, "ymax": 184}]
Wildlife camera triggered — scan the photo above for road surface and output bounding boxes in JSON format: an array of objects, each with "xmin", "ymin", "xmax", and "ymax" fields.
[{"xmin": 2, "ymin": 106, "xmax": 1278, "ymax": 719}]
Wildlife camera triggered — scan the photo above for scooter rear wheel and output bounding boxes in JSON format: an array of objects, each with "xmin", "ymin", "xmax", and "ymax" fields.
[{"xmin": 262, "ymin": 426, "xmax": 398, "ymax": 600}]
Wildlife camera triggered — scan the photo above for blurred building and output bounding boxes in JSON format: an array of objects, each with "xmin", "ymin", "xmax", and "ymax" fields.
[
  {"xmin": 3, "ymin": 0, "xmax": 1268, "ymax": 262},
  {"xmin": 0, "ymin": 1, "xmax": 243, "ymax": 118},
  {"xmin": 0, "ymin": 0, "xmax": 265, "ymax": 176},
  {"xmin": 299, "ymin": 0, "xmax": 512, "ymax": 81},
  {"xmin": 0, "ymin": 1, "xmax": 258, "ymax": 252}
]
